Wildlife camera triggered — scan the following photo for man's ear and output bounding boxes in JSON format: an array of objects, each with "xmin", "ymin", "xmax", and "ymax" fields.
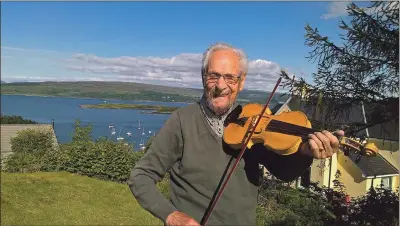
[{"xmin": 239, "ymin": 74, "xmax": 246, "ymax": 91}]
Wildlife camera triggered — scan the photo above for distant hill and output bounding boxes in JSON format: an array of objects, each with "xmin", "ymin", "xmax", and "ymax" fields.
[
  {"xmin": 0, "ymin": 81, "xmax": 289, "ymax": 104},
  {"xmin": 1, "ymin": 80, "xmax": 7, "ymax": 84}
]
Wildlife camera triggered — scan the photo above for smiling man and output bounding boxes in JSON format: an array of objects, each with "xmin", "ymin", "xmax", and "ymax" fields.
[{"xmin": 128, "ymin": 42, "xmax": 343, "ymax": 226}]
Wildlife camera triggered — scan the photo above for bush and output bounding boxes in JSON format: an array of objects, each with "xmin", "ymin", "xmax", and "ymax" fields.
[
  {"xmin": 61, "ymin": 137, "xmax": 144, "ymax": 183},
  {"xmin": 0, "ymin": 115, "xmax": 38, "ymax": 124},
  {"xmin": 346, "ymin": 186, "xmax": 399, "ymax": 226},
  {"xmin": 2, "ymin": 128, "xmax": 58, "ymax": 173},
  {"xmin": 2, "ymin": 120, "xmax": 146, "ymax": 184},
  {"xmin": 59, "ymin": 120, "xmax": 145, "ymax": 183},
  {"xmin": 257, "ymin": 175, "xmax": 334, "ymax": 226}
]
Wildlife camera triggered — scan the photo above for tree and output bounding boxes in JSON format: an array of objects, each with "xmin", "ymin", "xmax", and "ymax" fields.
[
  {"xmin": 281, "ymin": 1, "xmax": 399, "ymax": 137},
  {"xmin": 0, "ymin": 115, "xmax": 38, "ymax": 124}
]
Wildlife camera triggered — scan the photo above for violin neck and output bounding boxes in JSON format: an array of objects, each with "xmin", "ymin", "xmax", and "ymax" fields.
[{"xmin": 266, "ymin": 119, "xmax": 319, "ymax": 139}]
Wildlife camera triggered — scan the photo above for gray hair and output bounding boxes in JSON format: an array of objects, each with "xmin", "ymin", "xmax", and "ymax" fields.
[{"xmin": 201, "ymin": 42, "xmax": 248, "ymax": 78}]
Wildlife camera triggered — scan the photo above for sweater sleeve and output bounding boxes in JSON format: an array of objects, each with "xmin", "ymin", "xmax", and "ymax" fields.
[
  {"xmin": 256, "ymin": 113, "xmax": 314, "ymax": 182},
  {"xmin": 259, "ymin": 143, "xmax": 314, "ymax": 182},
  {"xmin": 127, "ymin": 111, "xmax": 183, "ymax": 222}
]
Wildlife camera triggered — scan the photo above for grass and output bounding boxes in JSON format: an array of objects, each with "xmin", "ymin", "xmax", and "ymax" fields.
[
  {"xmin": 1, "ymin": 171, "xmax": 163, "ymax": 225},
  {"xmin": 80, "ymin": 103, "xmax": 180, "ymax": 114}
]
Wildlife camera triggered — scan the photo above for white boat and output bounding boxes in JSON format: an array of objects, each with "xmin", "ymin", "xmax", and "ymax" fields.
[{"xmin": 117, "ymin": 128, "xmax": 124, "ymax": 140}]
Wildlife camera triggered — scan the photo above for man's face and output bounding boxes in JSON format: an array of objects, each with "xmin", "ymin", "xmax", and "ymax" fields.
[{"xmin": 203, "ymin": 49, "xmax": 246, "ymax": 116}]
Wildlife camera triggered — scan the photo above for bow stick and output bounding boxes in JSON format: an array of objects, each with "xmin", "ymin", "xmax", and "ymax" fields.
[{"xmin": 201, "ymin": 77, "xmax": 283, "ymax": 226}]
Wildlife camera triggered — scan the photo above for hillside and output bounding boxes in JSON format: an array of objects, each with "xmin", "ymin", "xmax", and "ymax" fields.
[
  {"xmin": 1, "ymin": 172, "xmax": 162, "ymax": 225},
  {"xmin": 0, "ymin": 81, "xmax": 289, "ymax": 104}
]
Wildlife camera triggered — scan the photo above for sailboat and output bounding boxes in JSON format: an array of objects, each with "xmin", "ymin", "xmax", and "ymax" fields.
[
  {"xmin": 117, "ymin": 128, "xmax": 124, "ymax": 141},
  {"xmin": 139, "ymin": 138, "xmax": 145, "ymax": 150},
  {"xmin": 138, "ymin": 120, "xmax": 141, "ymax": 130},
  {"xmin": 127, "ymin": 131, "xmax": 132, "ymax": 136},
  {"xmin": 111, "ymin": 127, "xmax": 116, "ymax": 135}
]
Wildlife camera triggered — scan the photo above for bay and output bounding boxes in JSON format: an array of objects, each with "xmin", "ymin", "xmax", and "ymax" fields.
[{"xmin": 1, "ymin": 94, "xmax": 189, "ymax": 151}]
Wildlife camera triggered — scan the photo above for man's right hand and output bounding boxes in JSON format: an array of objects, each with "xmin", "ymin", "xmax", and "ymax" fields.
[{"xmin": 166, "ymin": 211, "xmax": 200, "ymax": 226}]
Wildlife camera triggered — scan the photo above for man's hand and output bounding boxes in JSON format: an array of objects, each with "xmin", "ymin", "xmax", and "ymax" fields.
[
  {"xmin": 166, "ymin": 211, "xmax": 200, "ymax": 226},
  {"xmin": 301, "ymin": 130, "xmax": 344, "ymax": 159}
]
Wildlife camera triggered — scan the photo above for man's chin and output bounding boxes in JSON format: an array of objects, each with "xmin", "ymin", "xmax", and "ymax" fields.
[{"xmin": 207, "ymin": 100, "xmax": 231, "ymax": 116}]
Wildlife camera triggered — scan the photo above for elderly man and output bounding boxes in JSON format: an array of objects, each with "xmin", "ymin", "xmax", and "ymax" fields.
[{"xmin": 128, "ymin": 42, "xmax": 343, "ymax": 226}]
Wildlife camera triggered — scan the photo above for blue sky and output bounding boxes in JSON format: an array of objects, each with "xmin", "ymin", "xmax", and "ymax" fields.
[{"xmin": 1, "ymin": 1, "xmax": 354, "ymax": 90}]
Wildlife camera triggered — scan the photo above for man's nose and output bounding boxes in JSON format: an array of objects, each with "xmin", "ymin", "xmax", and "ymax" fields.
[{"xmin": 216, "ymin": 76, "xmax": 227, "ymax": 89}]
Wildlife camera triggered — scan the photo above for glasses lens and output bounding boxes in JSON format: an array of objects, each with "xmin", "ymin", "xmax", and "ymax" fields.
[{"xmin": 207, "ymin": 73, "xmax": 239, "ymax": 84}]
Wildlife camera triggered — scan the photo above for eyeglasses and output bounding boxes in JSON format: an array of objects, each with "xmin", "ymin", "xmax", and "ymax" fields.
[{"xmin": 205, "ymin": 72, "xmax": 241, "ymax": 85}]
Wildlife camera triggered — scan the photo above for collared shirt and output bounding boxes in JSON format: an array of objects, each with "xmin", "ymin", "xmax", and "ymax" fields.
[{"xmin": 199, "ymin": 95, "xmax": 236, "ymax": 137}]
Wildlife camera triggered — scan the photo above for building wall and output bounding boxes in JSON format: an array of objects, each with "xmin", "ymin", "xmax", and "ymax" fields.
[
  {"xmin": 310, "ymin": 153, "xmax": 338, "ymax": 188},
  {"xmin": 337, "ymin": 153, "xmax": 368, "ymax": 198}
]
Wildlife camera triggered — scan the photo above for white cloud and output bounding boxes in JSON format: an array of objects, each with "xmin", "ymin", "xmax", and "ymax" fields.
[
  {"xmin": 321, "ymin": 1, "xmax": 351, "ymax": 20},
  {"xmin": 1, "ymin": 45, "xmax": 284, "ymax": 91},
  {"xmin": 321, "ymin": 1, "xmax": 390, "ymax": 20},
  {"xmin": 64, "ymin": 51, "xmax": 283, "ymax": 90}
]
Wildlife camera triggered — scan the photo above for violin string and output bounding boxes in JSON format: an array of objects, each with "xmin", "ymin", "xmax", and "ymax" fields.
[{"xmin": 267, "ymin": 120, "xmax": 319, "ymax": 138}]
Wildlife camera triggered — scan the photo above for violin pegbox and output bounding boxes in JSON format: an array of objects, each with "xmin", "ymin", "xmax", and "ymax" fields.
[{"xmin": 339, "ymin": 137, "xmax": 378, "ymax": 157}]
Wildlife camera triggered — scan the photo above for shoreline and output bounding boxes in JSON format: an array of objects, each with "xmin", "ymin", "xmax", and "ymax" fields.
[{"xmin": 1, "ymin": 93, "xmax": 196, "ymax": 105}]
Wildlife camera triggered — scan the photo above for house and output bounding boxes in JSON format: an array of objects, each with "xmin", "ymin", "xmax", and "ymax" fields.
[
  {"xmin": 266, "ymin": 96, "xmax": 399, "ymax": 198},
  {"xmin": 1, "ymin": 123, "xmax": 59, "ymax": 160}
]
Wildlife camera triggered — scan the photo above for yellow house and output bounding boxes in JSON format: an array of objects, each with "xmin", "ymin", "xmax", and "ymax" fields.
[{"xmin": 268, "ymin": 96, "xmax": 399, "ymax": 198}]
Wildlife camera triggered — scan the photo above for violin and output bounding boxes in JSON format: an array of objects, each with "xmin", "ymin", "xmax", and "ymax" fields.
[
  {"xmin": 200, "ymin": 77, "xmax": 378, "ymax": 226},
  {"xmin": 223, "ymin": 103, "xmax": 379, "ymax": 157}
]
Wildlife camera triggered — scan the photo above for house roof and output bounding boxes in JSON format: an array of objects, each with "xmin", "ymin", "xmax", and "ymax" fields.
[
  {"xmin": 276, "ymin": 96, "xmax": 399, "ymax": 141},
  {"xmin": 347, "ymin": 152, "xmax": 398, "ymax": 177},
  {"xmin": 377, "ymin": 150, "xmax": 399, "ymax": 170},
  {"xmin": 1, "ymin": 124, "xmax": 58, "ymax": 158}
]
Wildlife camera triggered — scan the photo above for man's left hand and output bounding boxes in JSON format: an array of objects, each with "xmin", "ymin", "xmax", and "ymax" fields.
[{"xmin": 300, "ymin": 130, "xmax": 344, "ymax": 159}]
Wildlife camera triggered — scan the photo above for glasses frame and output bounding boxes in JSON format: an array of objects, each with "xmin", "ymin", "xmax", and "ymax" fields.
[{"xmin": 205, "ymin": 72, "xmax": 242, "ymax": 85}]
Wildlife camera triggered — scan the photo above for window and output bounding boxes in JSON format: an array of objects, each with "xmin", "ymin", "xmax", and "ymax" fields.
[{"xmin": 381, "ymin": 177, "xmax": 392, "ymax": 189}]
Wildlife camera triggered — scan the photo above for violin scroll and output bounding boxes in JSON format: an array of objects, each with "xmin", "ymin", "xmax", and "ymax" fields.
[{"xmin": 339, "ymin": 137, "xmax": 378, "ymax": 157}]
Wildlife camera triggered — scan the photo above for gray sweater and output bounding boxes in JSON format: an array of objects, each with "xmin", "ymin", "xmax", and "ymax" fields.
[{"xmin": 128, "ymin": 102, "xmax": 313, "ymax": 225}]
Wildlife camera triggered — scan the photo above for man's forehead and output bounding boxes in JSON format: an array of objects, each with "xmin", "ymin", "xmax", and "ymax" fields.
[{"xmin": 208, "ymin": 50, "xmax": 240, "ymax": 70}]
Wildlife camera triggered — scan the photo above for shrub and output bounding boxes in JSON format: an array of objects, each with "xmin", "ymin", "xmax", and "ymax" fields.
[
  {"xmin": 0, "ymin": 115, "xmax": 38, "ymax": 124},
  {"xmin": 59, "ymin": 120, "xmax": 145, "ymax": 183},
  {"xmin": 61, "ymin": 138, "xmax": 144, "ymax": 183},
  {"xmin": 260, "ymin": 170, "xmax": 400, "ymax": 226},
  {"xmin": 257, "ymin": 175, "xmax": 334, "ymax": 226},
  {"xmin": 2, "ymin": 128, "xmax": 59, "ymax": 173},
  {"xmin": 347, "ymin": 186, "xmax": 399, "ymax": 226}
]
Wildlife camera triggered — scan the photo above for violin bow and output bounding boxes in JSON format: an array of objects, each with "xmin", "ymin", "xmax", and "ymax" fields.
[{"xmin": 201, "ymin": 77, "xmax": 283, "ymax": 226}]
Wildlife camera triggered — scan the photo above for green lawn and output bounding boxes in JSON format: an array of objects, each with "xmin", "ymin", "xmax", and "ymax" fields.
[{"xmin": 1, "ymin": 171, "xmax": 163, "ymax": 225}]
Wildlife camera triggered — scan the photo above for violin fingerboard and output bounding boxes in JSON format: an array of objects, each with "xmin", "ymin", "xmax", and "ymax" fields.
[{"xmin": 266, "ymin": 119, "xmax": 319, "ymax": 138}]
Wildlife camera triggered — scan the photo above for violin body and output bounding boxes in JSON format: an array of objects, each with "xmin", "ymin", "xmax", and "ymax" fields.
[
  {"xmin": 223, "ymin": 103, "xmax": 379, "ymax": 157},
  {"xmin": 223, "ymin": 103, "xmax": 311, "ymax": 155}
]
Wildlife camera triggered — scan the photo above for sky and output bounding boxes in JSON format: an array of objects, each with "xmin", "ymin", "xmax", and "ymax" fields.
[{"xmin": 1, "ymin": 1, "xmax": 357, "ymax": 91}]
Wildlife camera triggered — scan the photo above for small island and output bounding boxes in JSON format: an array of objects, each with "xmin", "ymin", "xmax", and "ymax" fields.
[{"xmin": 79, "ymin": 103, "xmax": 181, "ymax": 114}]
